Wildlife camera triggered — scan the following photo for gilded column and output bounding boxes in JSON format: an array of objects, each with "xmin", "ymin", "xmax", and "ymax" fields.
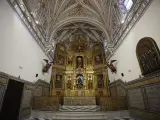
[{"xmin": 51, "ymin": 69, "xmax": 56, "ymax": 96}]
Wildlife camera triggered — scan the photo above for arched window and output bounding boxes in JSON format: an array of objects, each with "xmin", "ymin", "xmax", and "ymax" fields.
[{"xmin": 136, "ymin": 37, "xmax": 160, "ymax": 75}]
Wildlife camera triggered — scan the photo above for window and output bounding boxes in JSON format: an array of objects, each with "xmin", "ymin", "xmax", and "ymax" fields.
[
  {"xmin": 124, "ymin": 0, "xmax": 133, "ymax": 11},
  {"xmin": 118, "ymin": 0, "xmax": 133, "ymax": 13},
  {"xmin": 117, "ymin": 0, "xmax": 133, "ymax": 23}
]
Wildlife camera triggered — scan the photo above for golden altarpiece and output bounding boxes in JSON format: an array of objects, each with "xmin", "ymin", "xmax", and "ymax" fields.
[{"xmin": 50, "ymin": 40, "xmax": 109, "ymax": 105}]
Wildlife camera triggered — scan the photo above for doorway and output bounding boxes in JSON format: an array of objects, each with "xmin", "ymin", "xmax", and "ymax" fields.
[{"xmin": 0, "ymin": 79, "xmax": 24, "ymax": 120}]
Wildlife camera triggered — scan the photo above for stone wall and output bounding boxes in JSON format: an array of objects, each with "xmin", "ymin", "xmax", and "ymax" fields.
[
  {"xmin": 109, "ymin": 79, "xmax": 126, "ymax": 97},
  {"xmin": 109, "ymin": 71, "xmax": 160, "ymax": 120},
  {"xmin": 109, "ymin": 72, "xmax": 160, "ymax": 120},
  {"xmin": 126, "ymin": 71, "xmax": 160, "ymax": 120},
  {"xmin": 0, "ymin": 72, "xmax": 50, "ymax": 120}
]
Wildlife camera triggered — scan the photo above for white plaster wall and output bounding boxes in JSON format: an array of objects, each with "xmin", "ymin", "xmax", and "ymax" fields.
[
  {"xmin": 108, "ymin": 0, "xmax": 160, "ymax": 82},
  {"xmin": 0, "ymin": 0, "xmax": 51, "ymax": 83}
]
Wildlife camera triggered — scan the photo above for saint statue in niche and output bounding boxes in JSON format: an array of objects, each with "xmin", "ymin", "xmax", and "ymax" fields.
[
  {"xmin": 76, "ymin": 74, "xmax": 84, "ymax": 89},
  {"xmin": 87, "ymin": 57, "xmax": 92, "ymax": 65},
  {"xmin": 88, "ymin": 80, "xmax": 93, "ymax": 89},
  {"xmin": 76, "ymin": 56, "xmax": 83, "ymax": 68}
]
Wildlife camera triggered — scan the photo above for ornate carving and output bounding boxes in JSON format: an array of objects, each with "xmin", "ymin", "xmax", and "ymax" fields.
[{"xmin": 64, "ymin": 97, "xmax": 96, "ymax": 105}]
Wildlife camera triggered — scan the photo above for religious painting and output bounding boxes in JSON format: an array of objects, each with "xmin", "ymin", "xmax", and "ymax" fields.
[
  {"xmin": 76, "ymin": 74, "xmax": 84, "ymax": 89},
  {"xmin": 95, "ymin": 54, "xmax": 103, "ymax": 65},
  {"xmin": 56, "ymin": 54, "xmax": 65, "ymax": 65},
  {"xmin": 136, "ymin": 37, "xmax": 160, "ymax": 75},
  {"xmin": 97, "ymin": 74, "xmax": 104, "ymax": 88},
  {"xmin": 55, "ymin": 74, "xmax": 62, "ymax": 88},
  {"xmin": 76, "ymin": 56, "xmax": 83, "ymax": 68}
]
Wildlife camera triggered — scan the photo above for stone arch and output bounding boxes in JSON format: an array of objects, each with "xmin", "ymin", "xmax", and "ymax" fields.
[{"xmin": 136, "ymin": 37, "xmax": 160, "ymax": 75}]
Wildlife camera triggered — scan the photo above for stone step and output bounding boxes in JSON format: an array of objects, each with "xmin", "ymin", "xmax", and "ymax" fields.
[
  {"xmin": 55, "ymin": 112, "xmax": 104, "ymax": 116},
  {"xmin": 59, "ymin": 105, "xmax": 100, "ymax": 112},
  {"xmin": 27, "ymin": 110, "xmax": 134, "ymax": 120}
]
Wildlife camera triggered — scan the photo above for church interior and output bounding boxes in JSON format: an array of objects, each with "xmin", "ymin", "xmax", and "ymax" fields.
[{"xmin": 0, "ymin": 0, "xmax": 160, "ymax": 120}]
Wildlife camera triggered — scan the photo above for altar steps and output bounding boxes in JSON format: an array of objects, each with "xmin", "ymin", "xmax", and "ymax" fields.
[
  {"xmin": 26, "ymin": 110, "xmax": 135, "ymax": 120},
  {"xmin": 59, "ymin": 105, "xmax": 100, "ymax": 112}
]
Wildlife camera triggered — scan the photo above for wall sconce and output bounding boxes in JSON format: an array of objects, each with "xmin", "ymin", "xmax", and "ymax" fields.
[{"xmin": 121, "ymin": 73, "xmax": 124, "ymax": 77}]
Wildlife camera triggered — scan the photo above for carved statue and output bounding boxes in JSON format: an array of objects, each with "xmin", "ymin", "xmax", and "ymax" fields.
[
  {"xmin": 76, "ymin": 56, "xmax": 83, "ymax": 68},
  {"xmin": 42, "ymin": 59, "xmax": 53, "ymax": 73},
  {"xmin": 107, "ymin": 60, "xmax": 117, "ymax": 73},
  {"xmin": 88, "ymin": 80, "xmax": 93, "ymax": 89},
  {"xmin": 87, "ymin": 57, "xmax": 92, "ymax": 65}
]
